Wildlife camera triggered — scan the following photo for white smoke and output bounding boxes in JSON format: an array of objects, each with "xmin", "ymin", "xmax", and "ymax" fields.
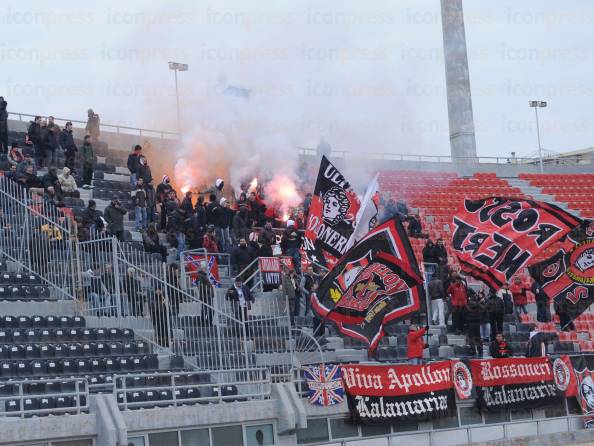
[{"xmin": 172, "ymin": 76, "xmax": 303, "ymax": 201}]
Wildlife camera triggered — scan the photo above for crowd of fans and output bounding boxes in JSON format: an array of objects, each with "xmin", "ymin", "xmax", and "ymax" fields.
[{"xmin": 0, "ymin": 105, "xmax": 571, "ymax": 359}]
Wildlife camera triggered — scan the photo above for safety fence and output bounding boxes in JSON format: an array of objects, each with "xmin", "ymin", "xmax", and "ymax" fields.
[
  {"xmin": 0, "ymin": 377, "xmax": 88, "ymax": 418},
  {"xmin": 0, "ymin": 177, "xmax": 301, "ymax": 384},
  {"xmin": 114, "ymin": 369, "xmax": 271, "ymax": 410},
  {"xmin": 0, "ymin": 176, "xmax": 77, "ymax": 300},
  {"xmin": 9, "ymin": 111, "xmax": 179, "ymax": 140},
  {"xmin": 298, "ymin": 147, "xmax": 593, "ymax": 167},
  {"xmin": 75, "ymin": 238, "xmax": 256, "ymax": 373}
]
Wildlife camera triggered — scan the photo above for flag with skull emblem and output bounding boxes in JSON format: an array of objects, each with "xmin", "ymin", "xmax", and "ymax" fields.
[
  {"xmin": 303, "ymin": 156, "xmax": 360, "ymax": 267},
  {"xmin": 529, "ymin": 220, "xmax": 594, "ymax": 328},
  {"xmin": 311, "ymin": 218, "xmax": 425, "ymax": 350}
]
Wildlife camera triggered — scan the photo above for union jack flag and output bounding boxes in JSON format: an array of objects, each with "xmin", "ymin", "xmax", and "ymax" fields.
[{"xmin": 302, "ymin": 364, "xmax": 344, "ymax": 406}]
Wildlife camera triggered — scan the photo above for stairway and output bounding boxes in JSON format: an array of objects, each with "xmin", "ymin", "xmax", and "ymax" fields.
[{"xmin": 506, "ymin": 178, "xmax": 581, "ymax": 217}]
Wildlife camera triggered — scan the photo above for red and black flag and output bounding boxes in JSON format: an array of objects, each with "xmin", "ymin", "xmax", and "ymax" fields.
[
  {"xmin": 529, "ymin": 220, "xmax": 594, "ymax": 327},
  {"xmin": 451, "ymin": 197, "xmax": 581, "ymax": 290},
  {"xmin": 564, "ymin": 354, "xmax": 594, "ymax": 427},
  {"xmin": 311, "ymin": 218, "xmax": 424, "ymax": 350},
  {"xmin": 303, "ymin": 156, "xmax": 360, "ymax": 267}
]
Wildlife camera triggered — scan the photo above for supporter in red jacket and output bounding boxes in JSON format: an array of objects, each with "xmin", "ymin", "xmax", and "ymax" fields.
[
  {"xmin": 447, "ymin": 275, "xmax": 468, "ymax": 334},
  {"xmin": 407, "ymin": 324, "xmax": 428, "ymax": 365},
  {"xmin": 509, "ymin": 277, "xmax": 528, "ymax": 318},
  {"xmin": 202, "ymin": 225, "xmax": 219, "ymax": 253}
]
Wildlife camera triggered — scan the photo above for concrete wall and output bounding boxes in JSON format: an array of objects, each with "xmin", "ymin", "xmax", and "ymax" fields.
[{"xmin": 0, "ymin": 413, "xmax": 96, "ymax": 445}]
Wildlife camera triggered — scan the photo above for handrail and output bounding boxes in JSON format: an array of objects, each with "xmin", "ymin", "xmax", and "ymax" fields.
[
  {"xmin": 297, "ymin": 147, "xmax": 592, "ymax": 166},
  {"xmin": 8, "ymin": 111, "xmax": 179, "ymax": 140},
  {"xmin": 113, "ymin": 368, "xmax": 271, "ymax": 410},
  {"xmin": 0, "ymin": 377, "xmax": 89, "ymax": 418}
]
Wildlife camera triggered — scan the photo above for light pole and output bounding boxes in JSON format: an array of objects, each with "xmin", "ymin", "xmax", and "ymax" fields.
[
  {"xmin": 529, "ymin": 100, "xmax": 547, "ymax": 173},
  {"xmin": 168, "ymin": 61, "xmax": 189, "ymax": 136}
]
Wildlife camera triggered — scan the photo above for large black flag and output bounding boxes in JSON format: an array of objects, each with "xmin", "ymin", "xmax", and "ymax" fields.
[
  {"xmin": 303, "ymin": 156, "xmax": 360, "ymax": 267},
  {"xmin": 529, "ymin": 220, "xmax": 594, "ymax": 326},
  {"xmin": 311, "ymin": 218, "xmax": 424, "ymax": 350},
  {"xmin": 452, "ymin": 197, "xmax": 582, "ymax": 289}
]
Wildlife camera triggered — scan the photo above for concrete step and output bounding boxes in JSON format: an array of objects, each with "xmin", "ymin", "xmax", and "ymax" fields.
[
  {"xmin": 447, "ymin": 335, "xmax": 467, "ymax": 346},
  {"xmin": 0, "ymin": 299, "xmax": 77, "ymax": 316},
  {"xmin": 104, "ymin": 172, "xmax": 130, "ymax": 183}
]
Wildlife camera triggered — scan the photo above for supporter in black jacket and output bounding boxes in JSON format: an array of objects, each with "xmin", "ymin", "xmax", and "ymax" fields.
[
  {"xmin": 41, "ymin": 167, "xmax": 63, "ymax": 203},
  {"xmin": 531, "ymin": 281, "xmax": 551, "ymax": 323},
  {"xmin": 205, "ymin": 194, "xmax": 218, "ymax": 225},
  {"xmin": 126, "ymin": 145, "xmax": 142, "ymax": 186},
  {"xmin": 422, "ymin": 239, "xmax": 437, "ymax": 264},
  {"xmin": 489, "ymin": 333, "xmax": 513, "ymax": 358},
  {"xmin": 167, "ymin": 208, "xmax": 187, "ymax": 233},
  {"xmin": 16, "ymin": 165, "xmax": 43, "ymax": 191},
  {"xmin": 59, "ymin": 122, "xmax": 78, "ymax": 172},
  {"xmin": 0, "ymin": 96, "xmax": 7, "ymax": 154},
  {"xmin": 81, "ymin": 200, "xmax": 103, "ymax": 234},
  {"xmin": 104, "ymin": 199, "xmax": 127, "ymax": 240},
  {"xmin": 194, "ymin": 195, "xmax": 207, "ymax": 226},
  {"xmin": 42, "ymin": 120, "xmax": 59, "ymax": 167},
  {"xmin": 434, "ymin": 239, "xmax": 448, "ymax": 265},
  {"xmin": 231, "ymin": 238, "xmax": 255, "ymax": 275},
  {"xmin": 526, "ymin": 326, "xmax": 558, "ymax": 357},
  {"xmin": 232, "ymin": 207, "xmax": 250, "ymax": 243},
  {"xmin": 465, "ymin": 294, "xmax": 483, "ymax": 357},
  {"xmin": 27, "ymin": 116, "xmax": 42, "ymax": 166},
  {"xmin": 180, "ymin": 191, "xmax": 194, "ymax": 215},
  {"xmin": 137, "ymin": 155, "xmax": 152, "ymax": 185},
  {"xmin": 257, "ymin": 239, "xmax": 273, "ymax": 258},
  {"xmin": 486, "ymin": 291, "xmax": 505, "ymax": 340},
  {"xmin": 406, "ymin": 214, "xmax": 422, "ymax": 237},
  {"xmin": 259, "ymin": 221, "xmax": 276, "ymax": 246},
  {"xmin": 281, "ymin": 221, "xmax": 302, "ymax": 273}
]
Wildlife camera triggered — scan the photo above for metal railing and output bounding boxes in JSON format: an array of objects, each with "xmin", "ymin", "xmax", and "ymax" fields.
[
  {"xmin": 298, "ymin": 147, "xmax": 592, "ymax": 166},
  {"xmin": 0, "ymin": 176, "xmax": 298, "ymax": 384},
  {"xmin": 113, "ymin": 369, "xmax": 271, "ymax": 410},
  {"xmin": 9, "ymin": 111, "xmax": 178, "ymax": 140},
  {"xmin": 75, "ymin": 237, "xmax": 254, "ymax": 373},
  {"xmin": 0, "ymin": 377, "xmax": 88, "ymax": 418},
  {"xmin": 0, "ymin": 176, "xmax": 77, "ymax": 300}
]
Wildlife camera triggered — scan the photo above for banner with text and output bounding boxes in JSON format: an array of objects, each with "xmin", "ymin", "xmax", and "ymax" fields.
[
  {"xmin": 341, "ymin": 362, "xmax": 456, "ymax": 423},
  {"xmin": 468, "ymin": 357, "xmax": 568, "ymax": 411}
]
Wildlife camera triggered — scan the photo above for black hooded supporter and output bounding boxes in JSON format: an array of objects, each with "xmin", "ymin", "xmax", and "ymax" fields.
[
  {"xmin": 104, "ymin": 199, "xmax": 127, "ymax": 240},
  {"xmin": 231, "ymin": 238, "xmax": 256, "ymax": 275},
  {"xmin": 232, "ymin": 207, "xmax": 250, "ymax": 242},
  {"xmin": 181, "ymin": 191, "xmax": 194, "ymax": 214},
  {"xmin": 0, "ymin": 97, "xmax": 8, "ymax": 154},
  {"xmin": 81, "ymin": 200, "xmax": 103, "ymax": 232}
]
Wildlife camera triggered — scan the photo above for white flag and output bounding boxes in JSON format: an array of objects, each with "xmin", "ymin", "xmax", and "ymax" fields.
[{"xmin": 345, "ymin": 174, "xmax": 380, "ymax": 250}]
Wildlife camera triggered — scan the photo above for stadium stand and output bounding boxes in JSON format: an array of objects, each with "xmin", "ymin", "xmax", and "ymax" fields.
[{"xmin": 0, "ymin": 117, "xmax": 592, "ymax": 445}]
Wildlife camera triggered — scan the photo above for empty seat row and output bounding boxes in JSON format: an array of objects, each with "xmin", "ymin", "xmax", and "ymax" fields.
[
  {"xmin": 0, "ymin": 340, "xmax": 149, "ymax": 359},
  {"xmin": 0, "ymin": 380, "xmax": 86, "ymax": 396},
  {"xmin": 1, "ymin": 315, "xmax": 85, "ymax": 329},
  {"xmin": 0, "ymin": 286, "xmax": 50, "ymax": 300},
  {"xmin": 119, "ymin": 372, "xmax": 211, "ymax": 389},
  {"xmin": 0, "ymin": 327, "xmax": 134, "ymax": 342},
  {"xmin": 116, "ymin": 385, "xmax": 239, "ymax": 408},
  {"xmin": 0, "ymin": 273, "xmax": 42, "ymax": 285},
  {"xmin": 0, "ymin": 355, "xmax": 159, "ymax": 377},
  {"xmin": 4, "ymin": 395, "xmax": 86, "ymax": 415}
]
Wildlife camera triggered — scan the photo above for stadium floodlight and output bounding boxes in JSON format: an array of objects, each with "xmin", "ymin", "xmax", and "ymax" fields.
[
  {"xmin": 529, "ymin": 100, "xmax": 548, "ymax": 173},
  {"xmin": 168, "ymin": 62, "xmax": 189, "ymax": 135}
]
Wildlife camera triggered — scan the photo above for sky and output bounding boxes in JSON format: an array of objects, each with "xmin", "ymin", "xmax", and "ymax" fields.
[{"xmin": 1, "ymin": 0, "xmax": 593, "ymax": 159}]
